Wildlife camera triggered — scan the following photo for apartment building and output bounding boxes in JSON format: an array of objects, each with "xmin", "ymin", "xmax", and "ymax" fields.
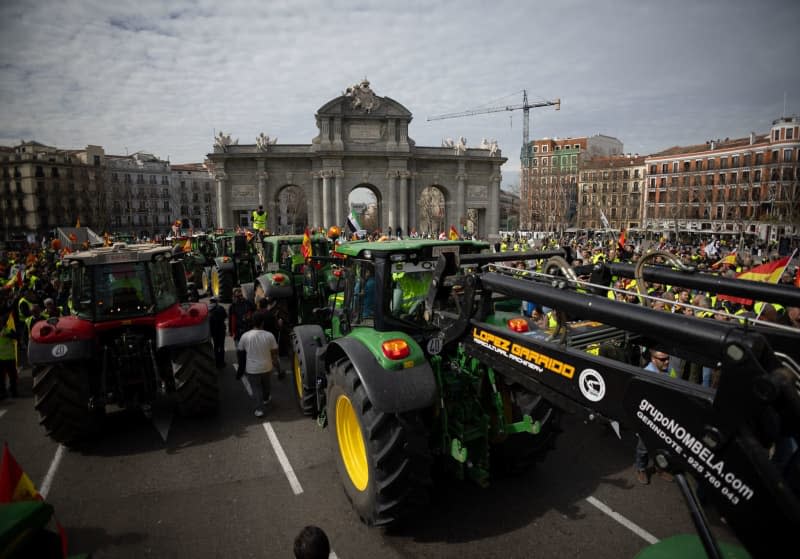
[
  {"xmin": 106, "ymin": 152, "xmax": 172, "ymax": 236},
  {"xmin": 0, "ymin": 142, "xmax": 105, "ymax": 236},
  {"xmin": 644, "ymin": 116, "xmax": 800, "ymax": 242},
  {"xmin": 522, "ymin": 134, "xmax": 623, "ymax": 232},
  {"xmin": 170, "ymin": 163, "xmax": 216, "ymax": 230},
  {"xmin": 577, "ymin": 155, "xmax": 646, "ymax": 231}
]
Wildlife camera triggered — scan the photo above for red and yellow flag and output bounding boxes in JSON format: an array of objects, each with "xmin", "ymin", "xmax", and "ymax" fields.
[
  {"xmin": 718, "ymin": 255, "xmax": 792, "ymax": 306},
  {"xmin": 618, "ymin": 227, "xmax": 626, "ymax": 249},
  {"xmin": 301, "ymin": 228, "xmax": 313, "ymax": 258},
  {"xmin": 449, "ymin": 225, "xmax": 459, "ymax": 241},
  {"xmin": 712, "ymin": 252, "xmax": 738, "ymax": 269},
  {"xmin": 182, "ymin": 238, "xmax": 192, "ymax": 253},
  {"xmin": 0, "ymin": 443, "xmax": 40, "ymax": 502}
]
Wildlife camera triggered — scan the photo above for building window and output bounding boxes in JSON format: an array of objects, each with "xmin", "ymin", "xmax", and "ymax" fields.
[
  {"xmin": 661, "ymin": 163, "xmax": 668, "ymax": 174},
  {"xmin": 542, "ymin": 145, "xmax": 548, "ymax": 153},
  {"xmin": 784, "ymin": 149, "xmax": 793, "ymax": 162},
  {"xmin": 787, "ymin": 128, "xmax": 794, "ymax": 140},
  {"xmin": 754, "ymin": 169, "xmax": 761, "ymax": 182},
  {"xmin": 719, "ymin": 173, "xmax": 726, "ymax": 185},
  {"xmin": 533, "ymin": 146, "xmax": 538, "ymax": 153},
  {"xmin": 774, "ymin": 130, "xmax": 779, "ymax": 141},
  {"xmin": 695, "ymin": 160, "xmax": 703, "ymax": 171},
  {"xmin": 771, "ymin": 150, "xmax": 779, "ymax": 163},
  {"xmin": 707, "ymin": 159, "xmax": 715, "ymax": 170},
  {"xmin": 755, "ymin": 153, "xmax": 764, "ymax": 165},
  {"xmin": 732, "ymin": 155, "xmax": 739, "ymax": 167},
  {"xmin": 672, "ymin": 162, "xmax": 678, "ymax": 173}
]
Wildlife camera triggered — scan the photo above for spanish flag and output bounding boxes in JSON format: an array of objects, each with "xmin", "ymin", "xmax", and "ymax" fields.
[
  {"xmin": 449, "ymin": 225, "xmax": 459, "ymax": 241},
  {"xmin": 0, "ymin": 443, "xmax": 40, "ymax": 502},
  {"xmin": 618, "ymin": 227, "xmax": 626, "ymax": 250},
  {"xmin": 301, "ymin": 227, "xmax": 313, "ymax": 258},
  {"xmin": 718, "ymin": 255, "xmax": 792, "ymax": 306},
  {"xmin": 712, "ymin": 252, "xmax": 738, "ymax": 269}
]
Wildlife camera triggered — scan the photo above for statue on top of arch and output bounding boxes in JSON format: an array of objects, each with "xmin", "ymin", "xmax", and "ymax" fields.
[
  {"xmin": 256, "ymin": 132, "xmax": 278, "ymax": 152},
  {"xmin": 480, "ymin": 137, "xmax": 499, "ymax": 157},
  {"xmin": 214, "ymin": 131, "xmax": 238, "ymax": 151},
  {"xmin": 343, "ymin": 78, "xmax": 381, "ymax": 113},
  {"xmin": 454, "ymin": 136, "xmax": 467, "ymax": 156}
]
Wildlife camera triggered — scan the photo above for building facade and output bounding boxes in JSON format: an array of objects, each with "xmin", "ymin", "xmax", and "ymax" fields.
[
  {"xmin": 0, "ymin": 142, "xmax": 105, "ymax": 237},
  {"xmin": 522, "ymin": 134, "xmax": 623, "ymax": 232},
  {"xmin": 207, "ymin": 80, "xmax": 506, "ymax": 239},
  {"xmin": 643, "ymin": 116, "xmax": 800, "ymax": 242},
  {"xmin": 577, "ymin": 155, "xmax": 646, "ymax": 231},
  {"xmin": 106, "ymin": 152, "xmax": 172, "ymax": 236},
  {"xmin": 170, "ymin": 163, "xmax": 217, "ymax": 230}
]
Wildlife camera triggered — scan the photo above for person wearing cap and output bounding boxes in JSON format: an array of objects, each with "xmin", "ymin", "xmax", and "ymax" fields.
[{"xmin": 208, "ymin": 297, "xmax": 228, "ymax": 368}]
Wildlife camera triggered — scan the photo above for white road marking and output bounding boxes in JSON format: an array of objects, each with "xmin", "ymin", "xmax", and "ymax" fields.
[
  {"xmin": 263, "ymin": 422, "xmax": 304, "ymax": 495},
  {"xmin": 39, "ymin": 444, "xmax": 65, "ymax": 499},
  {"xmin": 0, "ymin": 409, "xmax": 6, "ymax": 418},
  {"xmin": 586, "ymin": 495, "xmax": 659, "ymax": 545}
]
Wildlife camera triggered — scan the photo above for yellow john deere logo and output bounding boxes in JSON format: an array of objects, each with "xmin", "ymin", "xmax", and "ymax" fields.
[{"xmin": 472, "ymin": 327, "xmax": 575, "ymax": 379}]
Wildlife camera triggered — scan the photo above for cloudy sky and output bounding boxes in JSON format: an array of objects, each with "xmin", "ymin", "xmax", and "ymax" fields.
[{"xmin": 1, "ymin": 0, "xmax": 798, "ymax": 189}]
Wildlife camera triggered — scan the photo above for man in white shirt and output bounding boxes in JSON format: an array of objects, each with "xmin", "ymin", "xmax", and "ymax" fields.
[{"xmin": 236, "ymin": 313, "xmax": 279, "ymax": 417}]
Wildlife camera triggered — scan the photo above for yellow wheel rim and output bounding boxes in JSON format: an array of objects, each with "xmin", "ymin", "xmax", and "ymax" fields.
[
  {"xmin": 202, "ymin": 272, "xmax": 209, "ymax": 293},
  {"xmin": 293, "ymin": 353, "xmax": 304, "ymax": 401},
  {"xmin": 211, "ymin": 269, "xmax": 219, "ymax": 296},
  {"xmin": 336, "ymin": 394, "xmax": 368, "ymax": 491}
]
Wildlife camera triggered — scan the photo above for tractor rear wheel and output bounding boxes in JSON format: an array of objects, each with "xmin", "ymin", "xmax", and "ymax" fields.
[
  {"xmin": 291, "ymin": 325, "xmax": 325, "ymax": 416},
  {"xmin": 173, "ymin": 342, "xmax": 219, "ymax": 416},
  {"xmin": 327, "ymin": 357, "xmax": 432, "ymax": 526},
  {"xmin": 33, "ymin": 362, "xmax": 100, "ymax": 445},
  {"xmin": 217, "ymin": 269, "xmax": 234, "ymax": 303},
  {"xmin": 201, "ymin": 269, "xmax": 210, "ymax": 296}
]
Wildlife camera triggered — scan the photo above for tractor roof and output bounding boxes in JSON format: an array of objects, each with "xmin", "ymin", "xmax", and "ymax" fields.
[
  {"xmin": 334, "ymin": 239, "xmax": 490, "ymax": 258},
  {"xmin": 64, "ymin": 243, "xmax": 173, "ymax": 265}
]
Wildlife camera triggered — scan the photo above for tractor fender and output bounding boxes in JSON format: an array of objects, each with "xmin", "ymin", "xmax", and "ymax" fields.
[
  {"xmin": 214, "ymin": 257, "xmax": 235, "ymax": 272},
  {"xmin": 28, "ymin": 339, "xmax": 93, "ymax": 365},
  {"xmin": 256, "ymin": 273, "xmax": 294, "ymax": 299},
  {"xmin": 28, "ymin": 316, "xmax": 94, "ymax": 365},
  {"xmin": 155, "ymin": 303, "xmax": 211, "ymax": 349},
  {"xmin": 325, "ymin": 336, "xmax": 437, "ymax": 414}
]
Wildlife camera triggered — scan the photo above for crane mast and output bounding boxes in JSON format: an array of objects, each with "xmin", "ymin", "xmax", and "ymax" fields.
[{"xmin": 428, "ymin": 90, "xmax": 561, "ymax": 231}]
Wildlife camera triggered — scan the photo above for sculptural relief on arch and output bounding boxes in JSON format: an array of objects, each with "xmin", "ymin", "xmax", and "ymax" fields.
[{"xmin": 207, "ymin": 81, "xmax": 506, "ymax": 239}]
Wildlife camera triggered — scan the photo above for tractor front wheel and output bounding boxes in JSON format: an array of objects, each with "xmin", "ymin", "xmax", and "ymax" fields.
[
  {"xmin": 173, "ymin": 342, "xmax": 219, "ymax": 416},
  {"xmin": 33, "ymin": 362, "xmax": 100, "ymax": 445},
  {"xmin": 327, "ymin": 357, "xmax": 431, "ymax": 526}
]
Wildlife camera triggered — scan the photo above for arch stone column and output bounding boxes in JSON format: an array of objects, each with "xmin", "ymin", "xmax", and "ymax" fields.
[
  {"xmin": 334, "ymin": 170, "xmax": 344, "ymax": 227},
  {"xmin": 455, "ymin": 171, "xmax": 467, "ymax": 232},
  {"xmin": 386, "ymin": 171, "xmax": 397, "ymax": 231},
  {"xmin": 488, "ymin": 167, "xmax": 501, "ymax": 235},
  {"xmin": 398, "ymin": 170, "xmax": 410, "ymax": 235},
  {"xmin": 215, "ymin": 171, "xmax": 229, "ymax": 228},
  {"xmin": 311, "ymin": 171, "xmax": 322, "ymax": 229},
  {"xmin": 256, "ymin": 170, "xmax": 269, "ymax": 227},
  {"xmin": 321, "ymin": 170, "xmax": 332, "ymax": 228}
]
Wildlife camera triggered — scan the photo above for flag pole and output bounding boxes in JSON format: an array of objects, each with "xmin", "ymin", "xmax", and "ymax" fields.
[{"xmin": 754, "ymin": 247, "xmax": 797, "ymax": 320}]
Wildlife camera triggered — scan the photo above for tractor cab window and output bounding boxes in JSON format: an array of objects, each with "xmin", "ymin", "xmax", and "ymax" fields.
[
  {"xmin": 388, "ymin": 260, "xmax": 433, "ymax": 325},
  {"xmin": 279, "ymin": 242, "xmax": 305, "ymax": 272},
  {"xmin": 344, "ymin": 261, "xmax": 375, "ymax": 325},
  {"xmin": 150, "ymin": 258, "xmax": 177, "ymax": 310},
  {"xmin": 72, "ymin": 265, "xmax": 95, "ymax": 319},
  {"xmin": 94, "ymin": 262, "xmax": 154, "ymax": 318}
]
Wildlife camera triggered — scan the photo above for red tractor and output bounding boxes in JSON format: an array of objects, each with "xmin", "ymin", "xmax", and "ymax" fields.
[{"xmin": 28, "ymin": 243, "xmax": 219, "ymax": 444}]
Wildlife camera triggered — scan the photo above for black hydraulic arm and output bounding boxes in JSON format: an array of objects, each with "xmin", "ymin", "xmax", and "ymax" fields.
[
  {"xmin": 594, "ymin": 261, "xmax": 800, "ymax": 308},
  {"xmin": 460, "ymin": 271, "xmax": 800, "ymax": 557}
]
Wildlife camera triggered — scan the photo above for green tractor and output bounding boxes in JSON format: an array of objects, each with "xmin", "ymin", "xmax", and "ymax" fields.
[
  {"xmin": 254, "ymin": 233, "xmax": 337, "ymax": 323},
  {"xmin": 168, "ymin": 233, "xmax": 215, "ymax": 300},
  {"xmin": 290, "ymin": 239, "xmax": 561, "ymax": 526},
  {"xmin": 201, "ymin": 231, "xmax": 259, "ymax": 303}
]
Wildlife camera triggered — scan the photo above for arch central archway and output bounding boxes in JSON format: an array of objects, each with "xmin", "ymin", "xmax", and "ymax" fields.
[
  {"xmin": 274, "ymin": 185, "xmax": 307, "ymax": 234},
  {"xmin": 348, "ymin": 184, "xmax": 380, "ymax": 237},
  {"xmin": 418, "ymin": 185, "xmax": 446, "ymax": 238}
]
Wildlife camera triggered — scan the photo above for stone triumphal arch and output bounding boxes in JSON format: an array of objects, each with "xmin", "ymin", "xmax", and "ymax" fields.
[{"xmin": 207, "ymin": 80, "xmax": 506, "ymax": 238}]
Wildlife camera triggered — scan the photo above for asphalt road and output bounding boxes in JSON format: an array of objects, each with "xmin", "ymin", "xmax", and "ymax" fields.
[{"xmin": 1, "ymin": 337, "xmax": 740, "ymax": 559}]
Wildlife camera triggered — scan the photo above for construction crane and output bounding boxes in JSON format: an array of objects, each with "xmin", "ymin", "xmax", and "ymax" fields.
[
  {"xmin": 427, "ymin": 90, "xmax": 560, "ymax": 149},
  {"xmin": 427, "ymin": 90, "xmax": 561, "ymax": 231}
]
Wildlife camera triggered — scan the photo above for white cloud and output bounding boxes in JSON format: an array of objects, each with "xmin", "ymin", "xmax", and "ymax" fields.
[{"xmin": 0, "ymin": 0, "xmax": 798, "ymax": 185}]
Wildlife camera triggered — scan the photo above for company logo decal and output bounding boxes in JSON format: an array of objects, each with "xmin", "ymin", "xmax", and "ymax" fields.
[
  {"xmin": 578, "ymin": 369, "xmax": 605, "ymax": 402},
  {"xmin": 51, "ymin": 344, "xmax": 68, "ymax": 358},
  {"xmin": 471, "ymin": 327, "xmax": 574, "ymax": 379}
]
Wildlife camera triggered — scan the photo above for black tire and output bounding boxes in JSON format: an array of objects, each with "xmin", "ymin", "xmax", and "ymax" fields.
[
  {"xmin": 327, "ymin": 357, "xmax": 432, "ymax": 526},
  {"xmin": 201, "ymin": 269, "xmax": 211, "ymax": 297},
  {"xmin": 491, "ymin": 383, "xmax": 560, "ymax": 474},
  {"xmin": 173, "ymin": 342, "xmax": 219, "ymax": 416},
  {"xmin": 217, "ymin": 269, "xmax": 234, "ymax": 303},
  {"xmin": 33, "ymin": 362, "xmax": 99, "ymax": 445},
  {"xmin": 291, "ymin": 325, "xmax": 325, "ymax": 416}
]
